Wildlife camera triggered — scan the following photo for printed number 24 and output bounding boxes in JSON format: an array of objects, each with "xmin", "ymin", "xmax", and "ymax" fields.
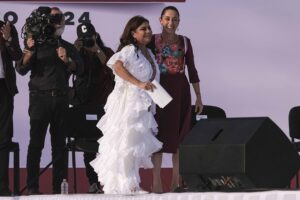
[{"xmin": 64, "ymin": 12, "xmax": 90, "ymax": 25}]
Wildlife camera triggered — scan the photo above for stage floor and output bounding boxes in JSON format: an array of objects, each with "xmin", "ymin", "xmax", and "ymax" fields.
[{"xmin": 1, "ymin": 190, "xmax": 300, "ymax": 200}]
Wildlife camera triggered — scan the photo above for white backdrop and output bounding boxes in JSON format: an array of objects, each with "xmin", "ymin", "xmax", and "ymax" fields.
[{"xmin": 0, "ymin": 0, "xmax": 300, "ymax": 167}]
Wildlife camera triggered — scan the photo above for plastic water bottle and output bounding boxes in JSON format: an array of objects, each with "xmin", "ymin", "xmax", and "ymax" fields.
[{"xmin": 61, "ymin": 179, "xmax": 69, "ymax": 194}]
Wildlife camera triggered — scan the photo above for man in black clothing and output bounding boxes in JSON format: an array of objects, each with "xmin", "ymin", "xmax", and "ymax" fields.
[
  {"xmin": 16, "ymin": 7, "xmax": 83, "ymax": 194},
  {"xmin": 0, "ymin": 21, "xmax": 22, "ymax": 196}
]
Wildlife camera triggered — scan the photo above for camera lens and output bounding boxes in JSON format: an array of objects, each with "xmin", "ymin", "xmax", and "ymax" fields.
[{"xmin": 83, "ymin": 38, "xmax": 95, "ymax": 47}]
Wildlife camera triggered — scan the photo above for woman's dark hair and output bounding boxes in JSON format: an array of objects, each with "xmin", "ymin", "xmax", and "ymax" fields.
[
  {"xmin": 117, "ymin": 15, "xmax": 149, "ymax": 52},
  {"xmin": 160, "ymin": 6, "xmax": 180, "ymax": 19}
]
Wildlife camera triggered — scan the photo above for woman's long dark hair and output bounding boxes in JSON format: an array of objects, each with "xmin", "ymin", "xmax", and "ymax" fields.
[{"xmin": 117, "ymin": 15, "xmax": 149, "ymax": 52}]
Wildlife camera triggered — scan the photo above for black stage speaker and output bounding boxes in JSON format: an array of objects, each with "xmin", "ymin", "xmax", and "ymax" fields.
[{"xmin": 180, "ymin": 117, "xmax": 300, "ymax": 191}]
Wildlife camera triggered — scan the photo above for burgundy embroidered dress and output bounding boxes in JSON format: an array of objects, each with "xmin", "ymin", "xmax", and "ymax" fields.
[{"xmin": 153, "ymin": 34, "xmax": 200, "ymax": 153}]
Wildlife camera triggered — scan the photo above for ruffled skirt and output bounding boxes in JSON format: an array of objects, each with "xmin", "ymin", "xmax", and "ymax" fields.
[{"xmin": 90, "ymin": 84, "xmax": 162, "ymax": 194}]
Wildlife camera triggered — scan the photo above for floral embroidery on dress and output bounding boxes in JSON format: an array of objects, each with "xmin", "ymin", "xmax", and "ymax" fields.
[{"xmin": 155, "ymin": 34, "xmax": 185, "ymax": 74}]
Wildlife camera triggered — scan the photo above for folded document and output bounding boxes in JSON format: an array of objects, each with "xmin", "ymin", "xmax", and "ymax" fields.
[{"xmin": 147, "ymin": 79, "xmax": 172, "ymax": 108}]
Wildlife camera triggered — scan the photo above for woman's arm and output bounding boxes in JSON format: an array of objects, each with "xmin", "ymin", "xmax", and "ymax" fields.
[
  {"xmin": 2, "ymin": 24, "xmax": 22, "ymax": 60},
  {"xmin": 192, "ymin": 82, "xmax": 204, "ymax": 114},
  {"xmin": 114, "ymin": 60, "xmax": 155, "ymax": 91}
]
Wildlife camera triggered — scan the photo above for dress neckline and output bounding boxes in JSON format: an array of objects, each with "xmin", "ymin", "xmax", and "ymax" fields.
[
  {"xmin": 160, "ymin": 33, "xmax": 180, "ymax": 46},
  {"xmin": 139, "ymin": 49, "xmax": 156, "ymax": 81}
]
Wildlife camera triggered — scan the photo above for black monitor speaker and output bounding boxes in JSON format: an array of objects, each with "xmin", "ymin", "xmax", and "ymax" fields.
[{"xmin": 180, "ymin": 117, "xmax": 300, "ymax": 191}]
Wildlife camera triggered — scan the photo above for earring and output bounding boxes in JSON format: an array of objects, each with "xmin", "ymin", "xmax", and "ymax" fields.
[{"xmin": 176, "ymin": 27, "xmax": 179, "ymax": 32}]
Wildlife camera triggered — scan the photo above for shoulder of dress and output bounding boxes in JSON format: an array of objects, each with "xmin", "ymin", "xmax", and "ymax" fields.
[
  {"xmin": 118, "ymin": 44, "xmax": 137, "ymax": 60},
  {"xmin": 178, "ymin": 35, "xmax": 191, "ymax": 44},
  {"xmin": 153, "ymin": 33, "xmax": 161, "ymax": 40},
  {"xmin": 122, "ymin": 45, "xmax": 136, "ymax": 55},
  {"xmin": 123, "ymin": 44, "xmax": 135, "ymax": 51}
]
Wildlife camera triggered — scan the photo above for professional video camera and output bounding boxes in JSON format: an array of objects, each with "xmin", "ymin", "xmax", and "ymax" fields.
[{"xmin": 22, "ymin": 6, "xmax": 63, "ymax": 45}]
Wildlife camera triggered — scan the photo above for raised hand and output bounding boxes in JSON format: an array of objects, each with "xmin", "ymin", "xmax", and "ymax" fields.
[
  {"xmin": 0, "ymin": 21, "xmax": 11, "ymax": 41},
  {"xmin": 138, "ymin": 81, "xmax": 156, "ymax": 92},
  {"xmin": 56, "ymin": 46, "xmax": 68, "ymax": 63}
]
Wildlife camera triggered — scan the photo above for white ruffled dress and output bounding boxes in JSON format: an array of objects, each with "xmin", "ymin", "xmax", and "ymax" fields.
[{"xmin": 90, "ymin": 45, "xmax": 162, "ymax": 194}]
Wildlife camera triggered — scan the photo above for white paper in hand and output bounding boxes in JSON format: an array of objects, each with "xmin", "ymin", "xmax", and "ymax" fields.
[{"xmin": 147, "ymin": 79, "xmax": 172, "ymax": 108}]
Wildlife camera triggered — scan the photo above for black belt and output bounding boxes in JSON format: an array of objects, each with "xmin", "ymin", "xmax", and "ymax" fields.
[{"xmin": 30, "ymin": 89, "xmax": 68, "ymax": 97}]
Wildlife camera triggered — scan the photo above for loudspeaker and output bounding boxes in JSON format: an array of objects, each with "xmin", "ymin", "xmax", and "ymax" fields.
[{"xmin": 180, "ymin": 117, "xmax": 300, "ymax": 191}]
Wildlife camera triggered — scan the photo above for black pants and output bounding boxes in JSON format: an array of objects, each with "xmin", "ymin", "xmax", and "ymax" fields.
[
  {"xmin": 0, "ymin": 80, "xmax": 13, "ymax": 191},
  {"xmin": 84, "ymin": 152, "xmax": 98, "ymax": 185},
  {"xmin": 26, "ymin": 92, "xmax": 68, "ymax": 193}
]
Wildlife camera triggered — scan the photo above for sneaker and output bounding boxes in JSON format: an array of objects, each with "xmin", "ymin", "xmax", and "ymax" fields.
[{"xmin": 88, "ymin": 183, "xmax": 103, "ymax": 194}]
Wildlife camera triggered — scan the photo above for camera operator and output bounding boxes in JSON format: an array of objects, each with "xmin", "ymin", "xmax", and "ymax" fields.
[
  {"xmin": 71, "ymin": 22, "xmax": 114, "ymax": 193},
  {"xmin": 0, "ymin": 21, "xmax": 22, "ymax": 196},
  {"xmin": 16, "ymin": 7, "xmax": 83, "ymax": 195},
  {"xmin": 73, "ymin": 22, "xmax": 114, "ymax": 107}
]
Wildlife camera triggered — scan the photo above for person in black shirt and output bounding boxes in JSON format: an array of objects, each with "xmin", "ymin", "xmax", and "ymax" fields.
[
  {"xmin": 73, "ymin": 22, "xmax": 114, "ymax": 193},
  {"xmin": 16, "ymin": 7, "xmax": 83, "ymax": 195},
  {"xmin": 0, "ymin": 21, "xmax": 22, "ymax": 196}
]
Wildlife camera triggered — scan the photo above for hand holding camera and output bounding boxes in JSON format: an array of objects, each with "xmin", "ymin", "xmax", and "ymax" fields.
[
  {"xmin": 26, "ymin": 37, "xmax": 35, "ymax": 49},
  {"xmin": 0, "ymin": 21, "xmax": 11, "ymax": 41},
  {"xmin": 83, "ymin": 39, "xmax": 100, "ymax": 53},
  {"xmin": 22, "ymin": 37, "xmax": 35, "ymax": 65},
  {"xmin": 75, "ymin": 35, "xmax": 103, "ymax": 53},
  {"xmin": 57, "ymin": 46, "xmax": 68, "ymax": 63}
]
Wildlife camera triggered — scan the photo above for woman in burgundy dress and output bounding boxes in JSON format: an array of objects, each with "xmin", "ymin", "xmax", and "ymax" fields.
[{"xmin": 151, "ymin": 6, "xmax": 204, "ymax": 193}]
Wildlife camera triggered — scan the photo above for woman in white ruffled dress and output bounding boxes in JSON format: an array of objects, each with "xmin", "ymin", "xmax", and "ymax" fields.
[{"xmin": 90, "ymin": 16, "xmax": 162, "ymax": 194}]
